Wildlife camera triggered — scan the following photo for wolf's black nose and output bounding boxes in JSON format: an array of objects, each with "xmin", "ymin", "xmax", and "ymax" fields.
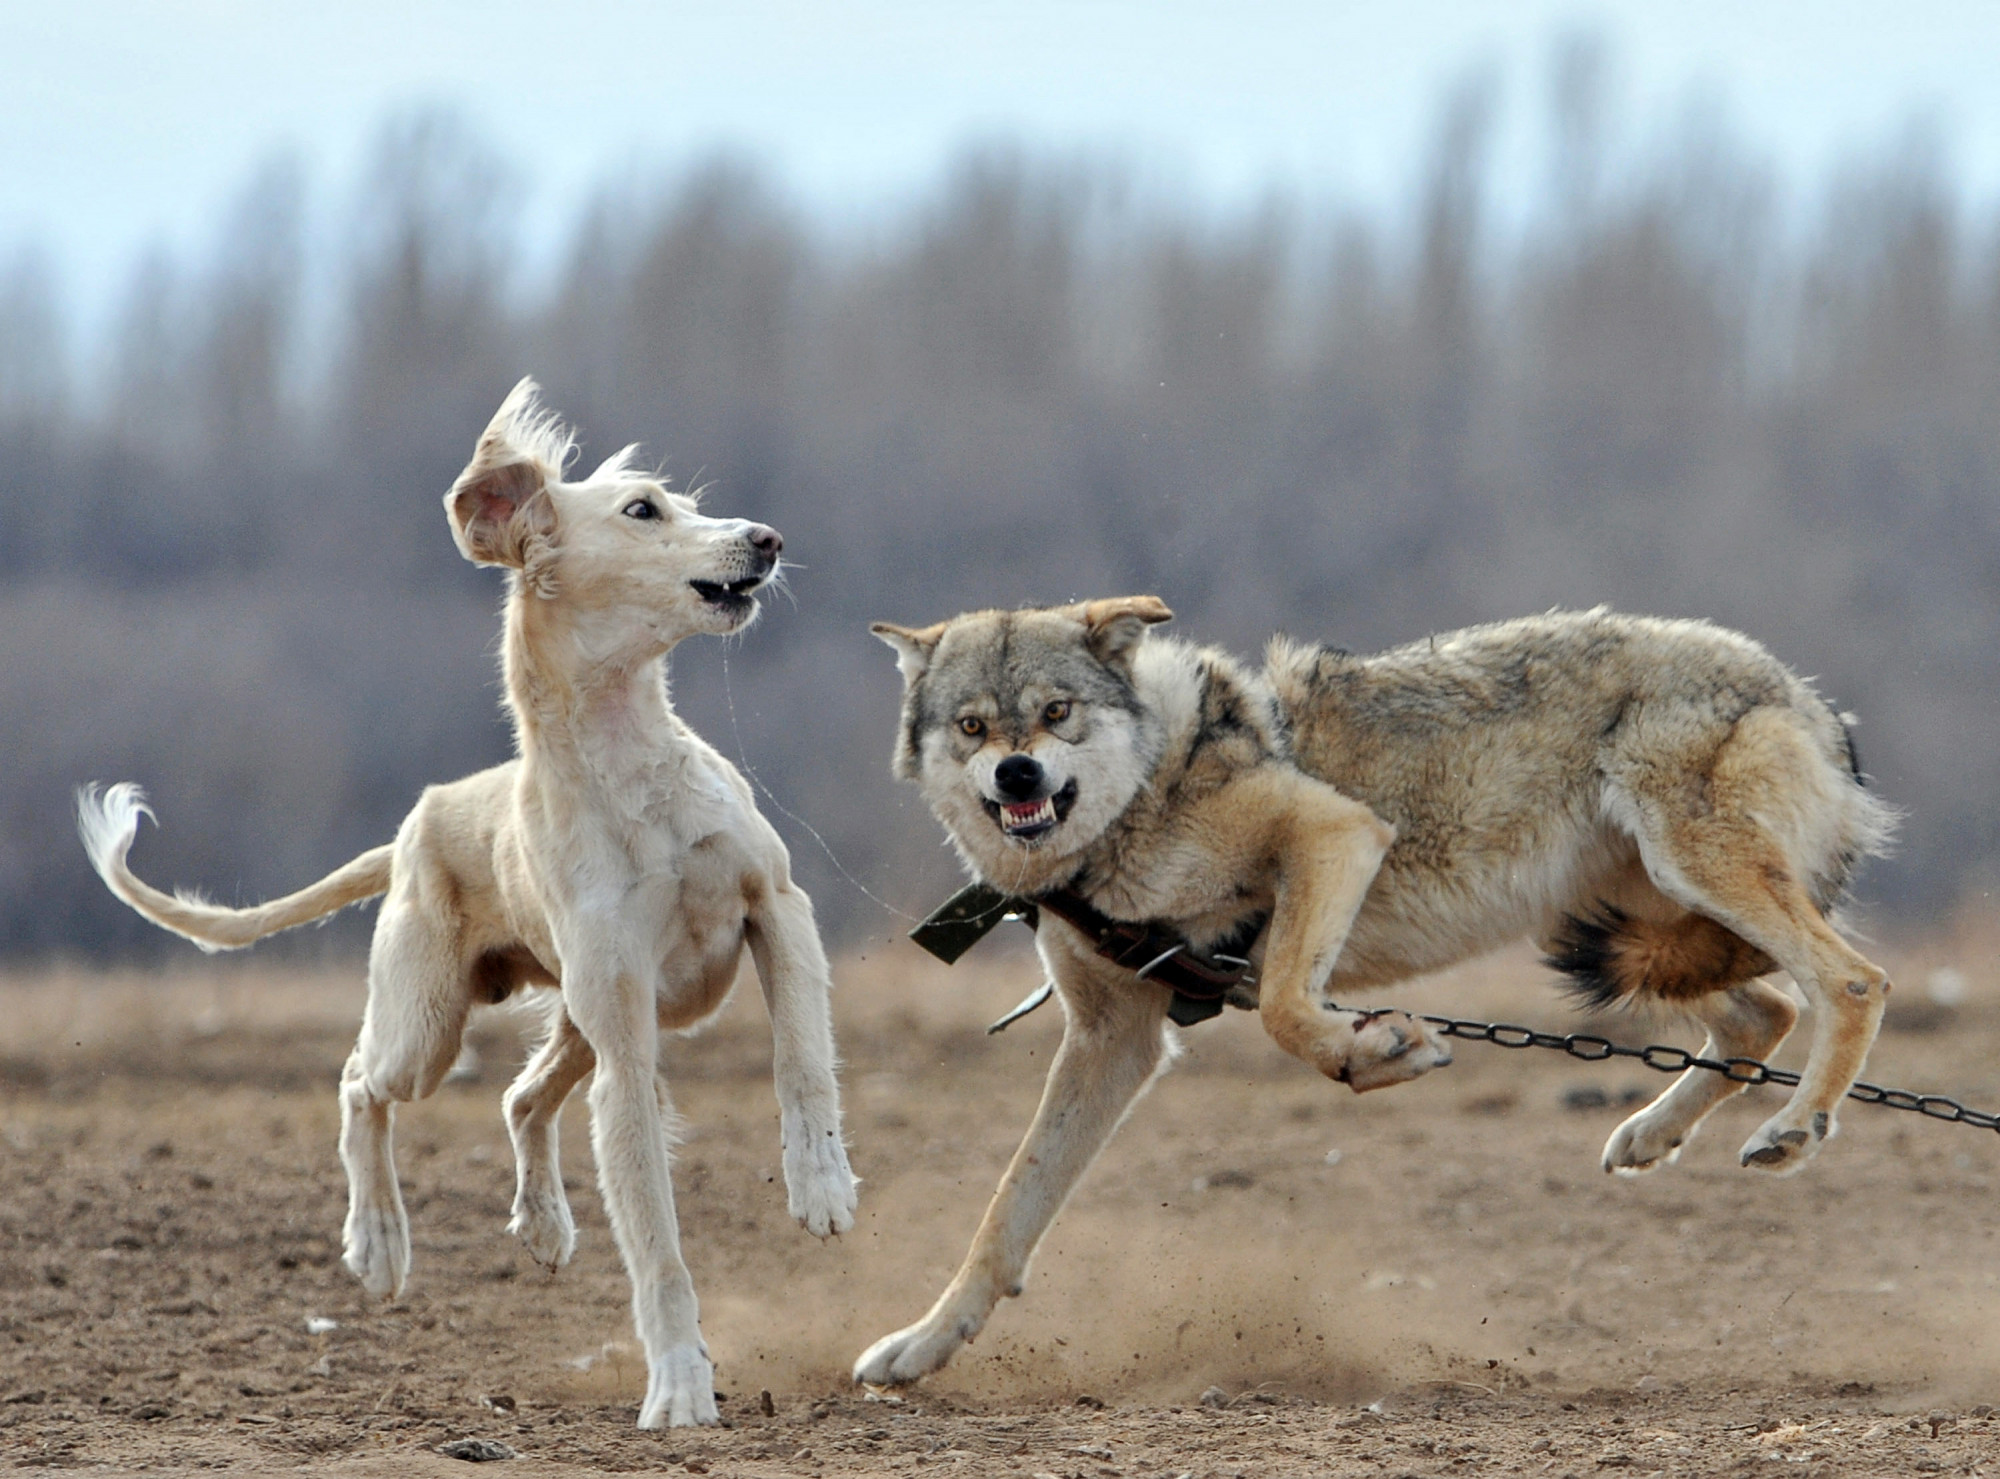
[
  {"xmin": 994, "ymin": 754, "xmax": 1044, "ymax": 800},
  {"xmin": 747, "ymin": 524, "xmax": 783, "ymax": 557}
]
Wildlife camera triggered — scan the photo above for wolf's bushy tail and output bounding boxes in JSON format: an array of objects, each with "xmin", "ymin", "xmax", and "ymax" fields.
[
  {"xmin": 1546, "ymin": 907, "xmax": 1777, "ymax": 1010},
  {"xmin": 77, "ymin": 783, "xmax": 393, "ymax": 953}
]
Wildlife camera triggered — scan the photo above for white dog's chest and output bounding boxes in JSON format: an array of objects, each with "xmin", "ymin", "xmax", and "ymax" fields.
[
  {"xmin": 639, "ymin": 845, "xmax": 747, "ymax": 949},
  {"xmin": 617, "ymin": 812, "xmax": 758, "ymax": 1021},
  {"xmin": 520, "ymin": 777, "xmax": 756, "ymax": 1009}
]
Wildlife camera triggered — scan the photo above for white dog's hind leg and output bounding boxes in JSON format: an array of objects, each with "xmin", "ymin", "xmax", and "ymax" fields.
[
  {"xmin": 854, "ymin": 966, "xmax": 1167, "ymax": 1388},
  {"xmin": 503, "ymin": 1009, "xmax": 595, "ymax": 1268},
  {"xmin": 570, "ymin": 969, "xmax": 716, "ymax": 1428},
  {"xmin": 340, "ymin": 904, "xmax": 470, "ymax": 1299},
  {"xmin": 1602, "ymin": 979, "xmax": 1799, "ymax": 1175},
  {"xmin": 747, "ymin": 883, "xmax": 857, "ymax": 1238},
  {"xmin": 339, "ymin": 1048, "xmax": 410, "ymax": 1299}
]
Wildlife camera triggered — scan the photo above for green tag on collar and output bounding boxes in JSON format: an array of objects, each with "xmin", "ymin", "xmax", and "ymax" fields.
[{"xmin": 909, "ymin": 881, "xmax": 1035, "ymax": 964}]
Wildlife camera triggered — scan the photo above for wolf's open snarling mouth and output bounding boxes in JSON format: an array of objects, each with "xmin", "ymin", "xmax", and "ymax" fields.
[
  {"xmin": 690, "ymin": 573, "xmax": 766, "ymax": 617},
  {"xmin": 982, "ymin": 778, "xmax": 1078, "ymax": 842}
]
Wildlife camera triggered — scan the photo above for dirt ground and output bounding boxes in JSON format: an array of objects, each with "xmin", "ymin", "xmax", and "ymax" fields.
[{"xmin": 6, "ymin": 926, "xmax": 2000, "ymax": 1477}]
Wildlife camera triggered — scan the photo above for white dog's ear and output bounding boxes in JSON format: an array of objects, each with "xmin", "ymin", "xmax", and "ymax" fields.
[
  {"xmin": 1080, "ymin": 595, "xmax": 1174, "ymax": 666},
  {"xmin": 870, "ymin": 620, "xmax": 946, "ymax": 684},
  {"xmin": 446, "ymin": 460, "xmax": 552, "ymax": 567},
  {"xmin": 445, "ymin": 380, "xmax": 565, "ymax": 570}
]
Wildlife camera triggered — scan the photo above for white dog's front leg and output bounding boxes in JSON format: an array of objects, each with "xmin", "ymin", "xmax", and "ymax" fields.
[
  {"xmin": 854, "ymin": 961, "xmax": 1167, "ymax": 1387},
  {"xmin": 569, "ymin": 970, "xmax": 716, "ymax": 1428},
  {"xmin": 747, "ymin": 884, "xmax": 858, "ymax": 1238}
]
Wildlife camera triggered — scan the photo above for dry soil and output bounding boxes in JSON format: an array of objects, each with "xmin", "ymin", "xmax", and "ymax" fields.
[{"xmin": 6, "ymin": 927, "xmax": 2000, "ymax": 1475}]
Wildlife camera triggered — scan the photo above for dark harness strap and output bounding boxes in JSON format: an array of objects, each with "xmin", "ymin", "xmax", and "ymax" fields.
[
  {"xmin": 1032, "ymin": 888, "xmax": 1262, "ymax": 1014},
  {"xmin": 908, "ymin": 880, "xmax": 1265, "ymax": 1028}
]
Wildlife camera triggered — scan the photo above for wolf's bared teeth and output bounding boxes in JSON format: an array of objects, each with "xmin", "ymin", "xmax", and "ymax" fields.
[{"xmin": 1000, "ymin": 797, "xmax": 1055, "ymax": 832}]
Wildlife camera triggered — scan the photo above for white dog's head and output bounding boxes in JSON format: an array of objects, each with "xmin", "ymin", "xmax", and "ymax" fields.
[
  {"xmin": 871, "ymin": 597, "xmax": 1174, "ymax": 895},
  {"xmin": 445, "ymin": 379, "xmax": 781, "ymax": 653}
]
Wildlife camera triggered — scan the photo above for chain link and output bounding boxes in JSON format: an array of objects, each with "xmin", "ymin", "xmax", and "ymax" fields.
[{"xmin": 1330, "ymin": 1003, "xmax": 2000, "ymax": 1135}]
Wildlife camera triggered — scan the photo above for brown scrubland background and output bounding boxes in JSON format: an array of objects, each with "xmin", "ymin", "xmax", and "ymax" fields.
[{"xmin": 5, "ymin": 46, "xmax": 2000, "ymax": 959}]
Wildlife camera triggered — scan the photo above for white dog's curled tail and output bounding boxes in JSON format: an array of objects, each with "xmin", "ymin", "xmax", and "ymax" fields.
[{"xmin": 76, "ymin": 783, "xmax": 394, "ymax": 953}]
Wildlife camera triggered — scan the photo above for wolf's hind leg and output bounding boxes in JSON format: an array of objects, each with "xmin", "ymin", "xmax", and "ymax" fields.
[
  {"xmin": 1619, "ymin": 710, "xmax": 1891, "ymax": 1175},
  {"xmin": 1602, "ymin": 979, "xmax": 1798, "ymax": 1175},
  {"xmin": 503, "ymin": 1007, "xmax": 595, "ymax": 1269}
]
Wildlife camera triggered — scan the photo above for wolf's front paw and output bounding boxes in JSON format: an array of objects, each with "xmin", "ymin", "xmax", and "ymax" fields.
[
  {"xmin": 342, "ymin": 1200, "xmax": 411, "ymax": 1300},
  {"xmin": 1739, "ymin": 1105, "xmax": 1832, "ymax": 1175},
  {"xmin": 638, "ymin": 1342, "xmax": 718, "ymax": 1429},
  {"xmin": 783, "ymin": 1120, "xmax": 858, "ymax": 1238},
  {"xmin": 853, "ymin": 1315, "xmax": 976, "ymax": 1387},
  {"xmin": 1340, "ymin": 1010, "xmax": 1452, "ymax": 1093}
]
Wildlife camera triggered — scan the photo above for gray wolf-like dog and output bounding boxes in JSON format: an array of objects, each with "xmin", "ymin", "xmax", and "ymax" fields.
[
  {"xmin": 79, "ymin": 380, "xmax": 857, "ymax": 1427},
  {"xmin": 856, "ymin": 597, "xmax": 1893, "ymax": 1386}
]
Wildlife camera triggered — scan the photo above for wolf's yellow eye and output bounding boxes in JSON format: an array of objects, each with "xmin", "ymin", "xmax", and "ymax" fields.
[
  {"xmin": 957, "ymin": 716, "xmax": 986, "ymax": 737},
  {"xmin": 1043, "ymin": 700, "xmax": 1072, "ymax": 724}
]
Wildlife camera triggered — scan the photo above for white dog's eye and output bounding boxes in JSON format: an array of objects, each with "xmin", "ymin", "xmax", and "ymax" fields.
[{"xmin": 622, "ymin": 498, "xmax": 661, "ymax": 521}]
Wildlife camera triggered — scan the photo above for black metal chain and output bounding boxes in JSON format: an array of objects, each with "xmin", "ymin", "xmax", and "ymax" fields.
[
  {"xmin": 944, "ymin": 884, "xmax": 1998, "ymax": 1137},
  {"xmin": 1340, "ymin": 1003, "xmax": 2000, "ymax": 1134}
]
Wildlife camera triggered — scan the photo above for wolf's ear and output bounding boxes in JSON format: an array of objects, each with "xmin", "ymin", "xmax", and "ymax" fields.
[
  {"xmin": 1080, "ymin": 595, "xmax": 1174, "ymax": 666},
  {"xmin": 444, "ymin": 380, "xmax": 565, "ymax": 569},
  {"xmin": 870, "ymin": 621, "xmax": 946, "ymax": 684}
]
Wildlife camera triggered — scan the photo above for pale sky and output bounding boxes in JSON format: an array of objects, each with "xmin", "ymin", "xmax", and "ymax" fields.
[{"xmin": 7, "ymin": 0, "xmax": 1999, "ymax": 331}]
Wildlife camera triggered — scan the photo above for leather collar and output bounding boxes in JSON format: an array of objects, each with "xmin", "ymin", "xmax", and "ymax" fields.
[{"xmin": 909, "ymin": 880, "xmax": 1265, "ymax": 1028}]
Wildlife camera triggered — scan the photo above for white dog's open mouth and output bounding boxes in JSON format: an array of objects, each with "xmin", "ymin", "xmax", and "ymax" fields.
[
  {"xmin": 690, "ymin": 574, "xmax": 765, "ymax": 616},
  {"xmin": 982, "ymin": 779, "xmax": 1078, "ymax": 842}
]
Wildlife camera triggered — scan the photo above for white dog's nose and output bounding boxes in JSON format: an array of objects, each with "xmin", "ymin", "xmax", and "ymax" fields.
[{"xmin": 748, "ymin": 524, "xmax": 783, "ymax": 558}]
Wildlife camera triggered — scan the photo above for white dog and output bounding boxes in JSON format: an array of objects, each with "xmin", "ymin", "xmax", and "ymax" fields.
[{"xmin": 78, "ymin": 380, "xmax": 857, "ymax": 1428}]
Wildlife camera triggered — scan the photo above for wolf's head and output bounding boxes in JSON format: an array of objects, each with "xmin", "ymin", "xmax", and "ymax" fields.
[
  {"xmin": 871, "ymin": 597, "xmax": 1174, "ymax": 891},
  {"xmin": 445, "ymin": 379, "xmax": 783, "ymax": 653}
]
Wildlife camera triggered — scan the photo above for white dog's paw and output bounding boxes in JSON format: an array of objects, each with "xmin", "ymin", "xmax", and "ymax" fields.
[
  {"xmin": 783, "ymin": 1121, "xmax": 858, "ymax": 1238},
  {"xmin": 342, "ymin": 1201, "xmax": 410, "ymax": 1300},
  {"xmin": 853, "ymin": 1315, "xmax": 975, "ymax": 1388},
  {"xmin": 1602, "ymin": 1107, "xmax": 1695, "ymax": 1177},
  {"xmin": 507, "ymin": 1186, "xmax": 577, "ymax": 1269},
  {"xmin": 1341, "ymin": 1010, "xmax": 1452, "ymax": 1093},
  {"xmin": 1739, "ymin": 1105, "xmax": 1833, "ymax": 1175},
  {"xmin": 638, "ymin": 1341, "xmax": 719, "ymax": 1429}
]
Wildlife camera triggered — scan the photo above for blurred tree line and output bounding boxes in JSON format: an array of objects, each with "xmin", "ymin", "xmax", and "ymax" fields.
[{"xmin": 7, "ymin": 53, "xmax": 2000, "ymax": 959}]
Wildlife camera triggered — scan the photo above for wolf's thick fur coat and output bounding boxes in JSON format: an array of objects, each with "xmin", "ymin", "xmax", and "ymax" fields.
[
  {"xmin": 79, "ymin": 382, "xmax": 857, "ymax": 1428},
  {"xmin": 857, "ymin": 599, "xmax": 1894, "ymax": 1387}
]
